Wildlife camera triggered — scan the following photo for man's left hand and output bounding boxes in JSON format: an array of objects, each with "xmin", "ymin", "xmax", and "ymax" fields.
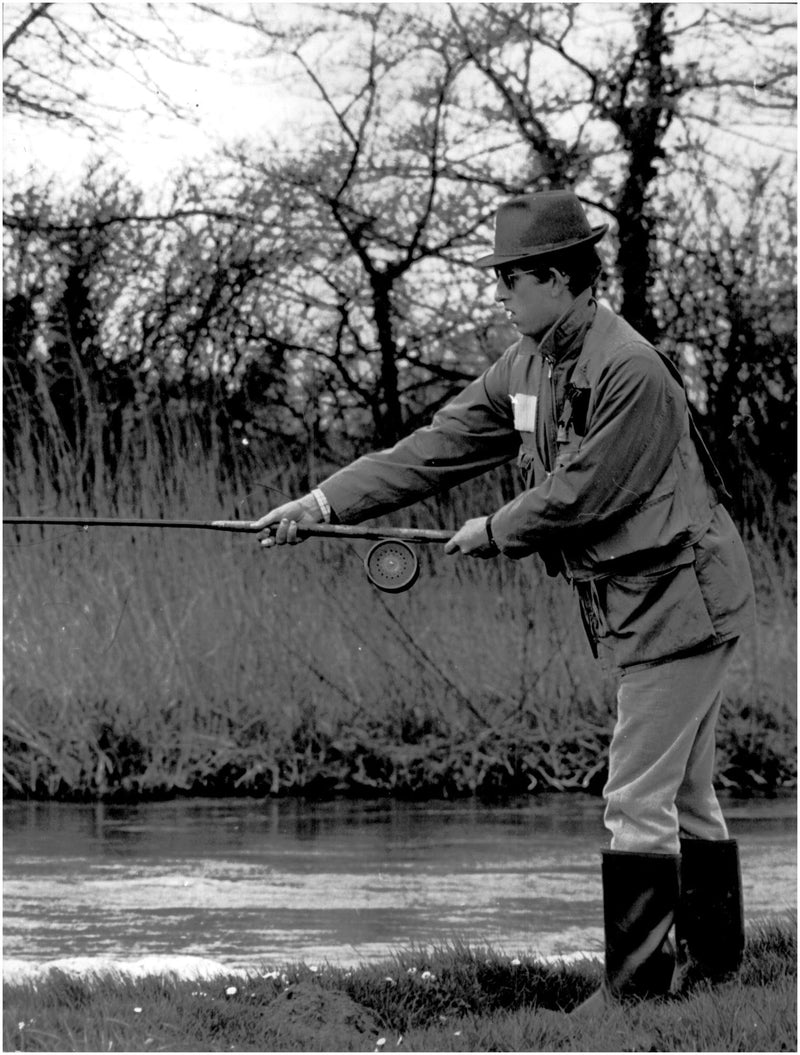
[{"xmin": 444, "ymin": 517, "xmax": 499, "ymax": 559}]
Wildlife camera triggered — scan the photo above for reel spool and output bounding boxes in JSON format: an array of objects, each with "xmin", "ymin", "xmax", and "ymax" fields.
[{"xmin": 364, "ymin": 539, "xmax": 420, "ymax": 593}]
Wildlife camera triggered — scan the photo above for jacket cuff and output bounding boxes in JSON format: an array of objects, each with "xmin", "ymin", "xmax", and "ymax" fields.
[
  {"xmin": 311, "ymin": 488, "xmax": 332, "ymax": 522},
  {"xmin": 487, "ymin": 504, "xmax": 539, "ymax": 559}
]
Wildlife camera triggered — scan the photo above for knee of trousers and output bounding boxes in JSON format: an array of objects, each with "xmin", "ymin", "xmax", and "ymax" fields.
[
  {"xmin": 604, "ymin": 793, "xmax": 680, "ymax": 856},
  {"xmin": 675, "ymin": 797, "xmax": 729, "ymax": 842}
]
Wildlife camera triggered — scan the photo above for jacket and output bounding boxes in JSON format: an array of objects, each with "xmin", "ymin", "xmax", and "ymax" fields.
[{"xmin": 318, "ymin": 291, "xmax": 755, "ymax": 672}]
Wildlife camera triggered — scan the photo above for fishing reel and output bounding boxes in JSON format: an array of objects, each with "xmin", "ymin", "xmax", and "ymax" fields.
[{"xmin": 363, "ymin": 539, "xmax": 420, "ymax": 593}]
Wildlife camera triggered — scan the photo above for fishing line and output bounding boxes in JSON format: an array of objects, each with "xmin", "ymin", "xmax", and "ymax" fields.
[
  {"xmin": 373, "ymin": 592, "xmax": 496, "ymax": 731},
  {"xmin": 237, "ymin": 480, "xmax": 293, "ymax": 515},
  {"xmin": 240, "ymin": 482, "xmax": 384, "ymax": 586},
  {"xmin": 98, "ymin": 583, "xmax": 133, "ymax": 656}
]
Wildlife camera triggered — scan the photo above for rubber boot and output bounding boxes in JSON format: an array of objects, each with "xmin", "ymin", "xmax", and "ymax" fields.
[
  {"xmin": 676, "ymin": 837, "xmax": 745, "ymax": 982},
  {"xmin": 572, "ymin": 850, "xmax": 680, "ymax": 1015}
]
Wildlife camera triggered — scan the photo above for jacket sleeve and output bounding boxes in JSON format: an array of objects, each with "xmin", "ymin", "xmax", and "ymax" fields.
[
  {"xmin": 490, "ymin": 345, "xmax": 686, "ymax": 556},
  {"xmin": 317, "ymin": 353, "xmax": 520, "ymax": 524}
]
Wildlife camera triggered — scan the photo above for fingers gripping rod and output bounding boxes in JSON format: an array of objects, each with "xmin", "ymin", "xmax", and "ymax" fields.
[{"xmin": 3, "ymin": 516, "xmax": 453, "ymax": 593}]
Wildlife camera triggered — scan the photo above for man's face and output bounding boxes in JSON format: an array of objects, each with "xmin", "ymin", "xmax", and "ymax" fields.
[{"xmin": 494, "ymin": 266, "xmax": 566, "ymax": 341}]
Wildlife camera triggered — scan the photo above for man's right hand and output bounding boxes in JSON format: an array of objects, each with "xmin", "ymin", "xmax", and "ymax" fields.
[{"xmin": 251, "ymin": 494, "xmax": 324, "ymax": 547}]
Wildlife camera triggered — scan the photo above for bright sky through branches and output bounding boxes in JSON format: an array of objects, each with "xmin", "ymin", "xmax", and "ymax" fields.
[
  {"xmin": 3, "ymin": 3, "xmax": 314, "ymax": 189},
  {"xmin": 3, "ymin": 2, "xmax": 796, "ymax": 196}
]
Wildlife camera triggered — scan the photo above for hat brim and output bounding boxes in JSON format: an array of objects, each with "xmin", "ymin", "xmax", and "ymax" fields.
[{"xmin": 474, "ymin": 224, "xmax": 609, "ymax": 269}]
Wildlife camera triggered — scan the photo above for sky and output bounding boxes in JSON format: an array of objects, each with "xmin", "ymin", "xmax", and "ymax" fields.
[
  {"xmin": 3, "ymin": 3, "xmax": 302, "ymax": 190},
  {"xmin": 3, "ymin": 3, "xmax": 355, "ymax": 193},
  {"xmin": 2, "ymin": 2, "xmax": 797, "ymax": 195}
]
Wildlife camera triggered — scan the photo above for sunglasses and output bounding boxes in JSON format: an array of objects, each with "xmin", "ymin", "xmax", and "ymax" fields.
[{"xmin": 493, "ymin": 266, "xmax": 548, "ymax": 289}]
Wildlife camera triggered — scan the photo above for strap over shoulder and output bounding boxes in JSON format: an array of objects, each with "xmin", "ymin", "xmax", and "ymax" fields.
[{"xmin": 654, "ymin": 350, "xmax": 731, "ymax": 505}]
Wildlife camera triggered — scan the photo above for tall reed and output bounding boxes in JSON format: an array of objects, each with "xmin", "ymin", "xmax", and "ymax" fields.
[{"xmin": 3, "ymin": 405, "xmax": 796, "ymax": 800}]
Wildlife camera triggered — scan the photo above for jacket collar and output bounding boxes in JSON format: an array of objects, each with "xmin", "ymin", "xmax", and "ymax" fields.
[
  {"xmin": 519, "ymin": 287, "xmax": 597, "ymax": 363},
  {"xmin": 569, "ymin": 302, "xmax": 619, "ymax": 388}
]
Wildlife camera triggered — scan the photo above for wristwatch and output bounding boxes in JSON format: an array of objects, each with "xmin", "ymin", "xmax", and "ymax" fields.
[{"xmin": 485, "ymin": 513, "xmax": 500, "ymax": 555}]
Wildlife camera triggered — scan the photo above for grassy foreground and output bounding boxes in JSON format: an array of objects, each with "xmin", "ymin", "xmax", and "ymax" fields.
[{"xmin": 3, "ymin": 917, "xmax": 795, "ymax": 1052}]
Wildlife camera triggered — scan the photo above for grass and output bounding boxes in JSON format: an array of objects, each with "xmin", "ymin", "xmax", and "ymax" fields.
[
  {"xmin": 3, "ymin": 917, "xmax": 795, "ymax": 1052},
  {"xmin": 3, "ymin": 412, "xmax": 797, "ymax": 801}
]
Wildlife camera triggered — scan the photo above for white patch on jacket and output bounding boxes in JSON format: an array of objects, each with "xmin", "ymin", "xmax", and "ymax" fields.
[{"xmin": 511, "ymin": 393, "xmax": 538, "ymax": 432}]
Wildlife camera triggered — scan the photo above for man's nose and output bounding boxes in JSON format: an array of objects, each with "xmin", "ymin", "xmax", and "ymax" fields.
[{"xmin": 495, "ymin": 279, "xmax": 510, "ymax": 303}]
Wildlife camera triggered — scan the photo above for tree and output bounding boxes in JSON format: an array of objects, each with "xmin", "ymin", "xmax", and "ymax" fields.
[
  {"xmin": 3, "ymin": 2, "xmax": 194, "ymax": 134},
  {"xmin": 4, "ymin": 2, "xmax": 796, "ymax": 516},
  {"xmin": 657, "ymin": 162, "xmax": 797, "ymax": 529},
  {"xmin": 2, "ymin": 165, "xmax": 310, "ymax": 487},
  {"xmin": 437, "ymin": 2, "xmax": 795, "ymax": 337},
  {"xmin": 196, "ymin": 3, "xmax": 515, "ymax": 446},
  {"xmin": 197, "ymin": 1, "xmax": 794, "ymax": 460}
]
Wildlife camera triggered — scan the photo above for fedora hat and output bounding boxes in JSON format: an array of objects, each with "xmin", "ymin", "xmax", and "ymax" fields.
[{"xmin": 475, "ymin": 190, "xmax": 608, "ymax": 268}]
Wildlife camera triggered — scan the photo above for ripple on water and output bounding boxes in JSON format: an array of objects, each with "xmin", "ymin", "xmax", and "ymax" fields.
[{"xmin": 3, "ymin": 795, "xmax": 795, "ymax": 970}]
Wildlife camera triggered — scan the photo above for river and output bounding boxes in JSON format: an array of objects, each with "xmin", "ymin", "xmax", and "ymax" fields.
[{"xmin": 3, "ymin": 793, "xmax": 795, "ymax": 975}]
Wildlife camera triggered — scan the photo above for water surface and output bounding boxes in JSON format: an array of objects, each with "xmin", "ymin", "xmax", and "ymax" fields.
[{"xmin": 3, "ymin": 793, "xmax": 795, "ymax": 970}]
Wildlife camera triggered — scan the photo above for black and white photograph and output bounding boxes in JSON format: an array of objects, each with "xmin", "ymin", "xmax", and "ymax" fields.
[{"xmin": 3, "ymin": 2, "xmax": 796, "ymax": 1050}]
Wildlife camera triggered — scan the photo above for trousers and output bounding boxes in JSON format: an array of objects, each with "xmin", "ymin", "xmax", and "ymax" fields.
[{"xmin": 603, "ymin": 638, "xmax": 738, "ymax": 855}]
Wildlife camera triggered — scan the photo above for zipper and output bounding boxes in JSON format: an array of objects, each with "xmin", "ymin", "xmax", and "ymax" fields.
[{"xmin": 544, "ymin": 355, "xmax": 558, "ymax": 473}]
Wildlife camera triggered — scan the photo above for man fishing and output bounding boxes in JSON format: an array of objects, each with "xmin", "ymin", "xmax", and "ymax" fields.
[{"xmin": 253, "ymin": 189, "xmax": 756, "ymax": 1010}]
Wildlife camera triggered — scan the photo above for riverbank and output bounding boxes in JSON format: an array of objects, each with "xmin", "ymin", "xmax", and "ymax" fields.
[
  {"xmin": 3, "ymin": 917, "xmax": 795, "ymax": 1052},
  {"xmin": 3, "ymin": 697, "xmax": 796, "ymax": 802}
]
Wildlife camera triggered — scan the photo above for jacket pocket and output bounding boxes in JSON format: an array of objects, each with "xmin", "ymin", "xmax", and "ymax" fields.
[
  {"xmin": 554, "ymin": 431, "xmax": 581, "ymax": 471},
  {"xmin": 692, "ymin": 506, "xmax": 755, "ymax": 632},
  {"xmin": 591, "ymin": 555, "xmax": 717, "ymax": 670},
  {"xmin": 517, "ymin": 442, "xmax": 541, "ymax": 489}
]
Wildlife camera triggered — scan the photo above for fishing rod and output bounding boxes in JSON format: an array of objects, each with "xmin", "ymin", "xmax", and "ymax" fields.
[{"xmin": 3, "ymin": 515, "xmax": 454, "ymax": 593}]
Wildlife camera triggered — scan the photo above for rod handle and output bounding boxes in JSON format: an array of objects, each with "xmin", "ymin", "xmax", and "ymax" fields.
[{"xmin": 217, "ymin": 521, "xmax": 454, "ymax": 544}]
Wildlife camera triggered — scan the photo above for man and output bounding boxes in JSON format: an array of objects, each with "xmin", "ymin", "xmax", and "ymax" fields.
[{"xmin": 254, "ymin": 190, "xmax": 755, "ymax": 1008}]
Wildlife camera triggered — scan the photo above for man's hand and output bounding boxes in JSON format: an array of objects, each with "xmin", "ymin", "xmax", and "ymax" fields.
[
  {"xmin": 252, "ymin": 494, "xmax": 324, "ymax": 548},
  {"xmin": 444, "ymin": 516, "xmax": 499, "ymax": 559}
]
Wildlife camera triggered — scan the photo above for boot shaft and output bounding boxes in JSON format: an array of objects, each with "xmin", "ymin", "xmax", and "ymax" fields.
[
  {"xmin": 676, "ymin": 837, "xmax": 745, "ymax": 980},
  {"xmin": 601, "ymin": 850, "xmax": 680, "ymax": 999}
]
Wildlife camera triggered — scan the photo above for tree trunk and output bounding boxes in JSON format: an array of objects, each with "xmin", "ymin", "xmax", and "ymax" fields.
[
  {"xmin": 611, "ymin": 5, "xmax": 678, "ymax": 340},
  {"xmin": 372, "ymin": 279, "xmax": 402, "ymax": 446}
]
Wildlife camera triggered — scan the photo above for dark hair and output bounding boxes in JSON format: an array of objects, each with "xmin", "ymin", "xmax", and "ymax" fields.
[{"xmin": 518, "ymin": 245, "xmax": 603, "ymax": 295}]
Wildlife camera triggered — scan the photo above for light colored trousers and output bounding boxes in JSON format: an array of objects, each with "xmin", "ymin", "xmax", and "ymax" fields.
[{"xmin": 603, "ymin": 639, "xmax": 738, "ymax": 855}]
